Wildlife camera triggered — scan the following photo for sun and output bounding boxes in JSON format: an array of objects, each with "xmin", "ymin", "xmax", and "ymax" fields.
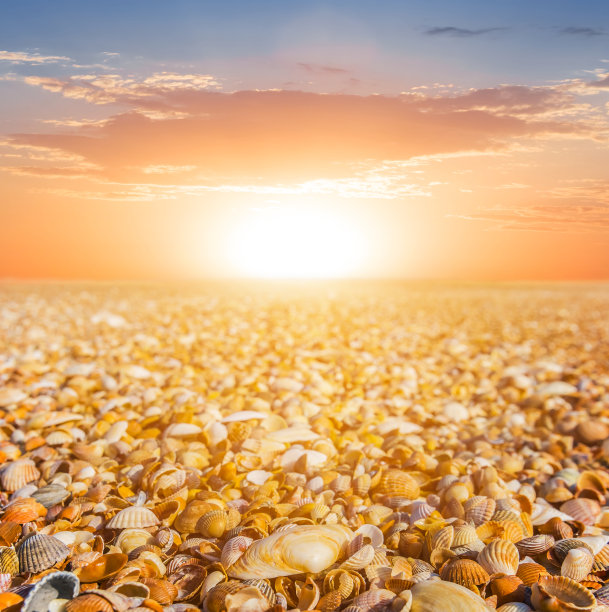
[{"xmin": 227, "ymin": 203, "xmax": 365, "ymax": 278}]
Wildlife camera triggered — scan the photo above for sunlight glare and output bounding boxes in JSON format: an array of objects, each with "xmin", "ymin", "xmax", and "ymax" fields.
[{"xmin": 228, "ymin": 204, "xmax": 365, "ymax": 278}]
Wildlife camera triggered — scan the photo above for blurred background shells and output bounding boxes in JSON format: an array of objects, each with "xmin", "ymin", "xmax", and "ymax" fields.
[{"xmin": 0, "ymin": 285, "xmax": 608, "ymax": 610}]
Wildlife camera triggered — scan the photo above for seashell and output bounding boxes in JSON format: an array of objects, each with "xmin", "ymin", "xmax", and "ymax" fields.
[
  {"xmin": 0, "ymin": 388, "xmax": 27, "ymax": 407},
  {"xmin": 225, "ymin": 585, "xmax": 269, "ymax": 612},
  {"xmin": 1, "ymin": 459, "xmax": 41, "ymax": 492},
  {"xmin": 0, "ymin": 574, "xmax": 10, "ymax": 593},
  {"xmin": 32, "ymin": 484, "xmax": 71, "ymax": 508},
  {"xmin": 3, "ymin": 499, "xmax": 46, "ymax": 524},
  {"xmin": 574, "ymin": 420, "xmax": 609, "ymax": 445},
  {"xmin": 228, "ymin": 525, "xmax": 353, "ymax": 579},
  {"xmin": 107, "ymin": 505, "xmax": 160, "ymax": 529},
  {"xmin": 197, "ymin": 509, "xmax": 227, "ymax": 538},
  {"xmin": 477, "ymin": 540, "xmax": 519, "ymax": 576},
  {"xmin": 0, "ymin": 592, "xmax": 23, "ymax": 610},
  {"xmin": 409, "ymin": 577, "xmax": 492, "ymax": 610},
  {"xmin": 496, "ymin": 604, "xmax": 532, "ymax": 612},
  {"xmin": 561, "ymin": 548, "xmax": 594, "ymax": 582},
  {"xmin": 115, "ymin": 529, "xmax": 157, "ymax": 554},
  {"xmin": 376, "ymin": 469, "xmax": 420, "ymax": 500},
  {"xmin": 16, "ymin": 532, "xmax": 70, "ymax": 573},
  {"xmin": 531, "ymin": 500, "xmax": 574, "ymax": 526},
  {"xmin": 205, "ymin": 580, "xmax": 247, "ymax": 612},
  {"xmin": 0, "ymin": 547, "xmax": 19, "ymax": 576},
  {"xmin": 169, "ymin": 562, "xmax": 207, "ymax": 602},
  {"xmin": 339, "ymin": 544, "xmax": 375, "ymax": 570},
  {"xmin": 22, "ymin": 571, "xmax": 79, "ymax": 612},
  {"xmin": 108, "ymin": 581, "xmax": 150, "ymax": 599},
  {"xmin": 516, "ymin": 562, "xmax": 549, "ymax": 586},
  {"xmin": 65, "ymin": 593, "xmax": 114, "ymax": 612},
  {"xmin": 297, "ymin": 576, "xmax": 320, "ymax": 611},
  {"xmin": 75, "ymin": 552, "xmax": 128, "ymax": 582},
  {"xmin": 452, "ymin": 524, "xmax": 480, "ymax": 548},
  {"xmin": 353, "ymin": 524, "xmax": 384, "ymax": 549},
  {"xmin": 141, "ymin": 577, "xmax": 178, "ymax": 605},
  {"xmin": 0, "ymin": 523, "xmax": 21, "ymax": 547},
  {"xmin": 317, "ymin": 588, "xmax": 342, "ymax": 612},
  {"xmin": 515, "ymin": 534, "xmax": 554, "ymax": 557},
  {"xmin": 440, "ymin": 558, "xmax": 490, "ymax": 587},
  {"xmin": 550, "ymin": 539, "xmax": 594, "ymax": 565},
  {"xmin": 560, "ymin": 498, "xmax": 601, "ymax": 526},
  {"xmin": 221, "ymin": 536, "xmax": 253, "ymax": 568},
  {"xmin": 530, "ymin": 575, "xmax": 595, "ymax": 611},
  {"xmin": 431, "ymin": 525, "xmax": 454, "ymax": 550},
  {"xmin": 351, "ymin": 588, "xmax": 395, "ymax": 609},
  {"xmin": 489, "ymin": 574, "xmax": 525, "ymax": 607},
  {"xmin": 465, "ymin": 496, "xmax": 496, "ymax": 526}
]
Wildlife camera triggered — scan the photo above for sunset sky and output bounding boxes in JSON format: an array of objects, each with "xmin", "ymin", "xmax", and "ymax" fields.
[{"xmin": 1, "ymin": 1, "xmax": 609, "ymax": 280}]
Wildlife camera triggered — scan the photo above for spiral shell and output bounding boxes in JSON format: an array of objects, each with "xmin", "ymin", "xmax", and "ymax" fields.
[
  {"xmin": 228, "ymin": 525, "xmax": 353, "ymax": 579},
  {"xmin": 477, "ymin": 540, "xmax": 519, "ymax": 576}
]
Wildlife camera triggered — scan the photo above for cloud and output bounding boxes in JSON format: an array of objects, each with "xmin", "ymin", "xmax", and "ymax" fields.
[
  {"xmin": 588, "ymin": 74, "xmax": 609, "ymax": 89},
  {"xmin": 560, "ymin": 27, "xmax": 605, "ymax": 37},
  {"xmin": 0, "ymin": 50, "xmax": 71, "ymax": 64},
  {"xmin": 424, "ymin": 27, "xmax": 505, "ymax": 37},
  {"xmin": 297, "ymin": 63, "xmax": 350, "ymax": 75}
]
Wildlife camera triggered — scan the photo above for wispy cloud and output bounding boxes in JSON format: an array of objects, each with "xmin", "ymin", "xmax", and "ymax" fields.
[
  {"xmin": 560, "ymin": 26, "xmax": 605, "ymax": 37},
  {"xmin": 297, "ymin": 63, "xmax": 350, "ymax": 75},
  {"xmin": 0, "ymin": 50, "xmax": 71, "ymax": 64},
  {"xmin": 424, "ymin": 26, "xmax": 506, "ymax": 37}
]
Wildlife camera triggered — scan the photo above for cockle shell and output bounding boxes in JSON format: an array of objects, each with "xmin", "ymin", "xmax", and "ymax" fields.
[
  {"xmin": 376, "ymin": 469, "xmax": 420, "ymax": 500},
  {"xmin": 465, "ymin": 496, "xmax": 496, "ymax": 526},
  {"xmin": 107, "ymin": 505, "xmax": 160, "ymax": 529},
  {"xmin": 440, "ymin": 558, "xmax": 490, "ymax": 587},
  {"xmin": 0, "ymin": 547, "xmax": 19, "ymax": 575},
  {"xmin": 1, "ymin": 460, "xmax": 40, "ymax": 492},
  {"xmin": 339, "ymin": 544, "xmax": 375, "ymax": 570},
  {"xmin": 530, "ymin": 575, "xmax": 595, "ymax": 611},
  {"xmin": 561, "ymin": 548, "xmax": 594, "ymax": 582},
  {"xmin": 477, "ymin": 540, "xmax": 519, "ymax": 576},
  {"xmin": 227, "ymin": 525, "xmax": 353, "ymax": 579},
  {"xmin": 16, "ymin": 532, "xmax": 70, "ymax": 573},
  {"xmin": 560, "ymin": 498, "xmax": 601, "ymax": 526},
  {"xmin": 22, "ymin": 571, "xmax": 79, "ymax": 612},
  {"xmin": 221, "ymin": 536, "xmax": 253, "ymax": 568},
  {"xmin": 409, "ymin": 577, "xmax": 493, "ymax": 610},
  {"xmin": 351, "ymin": 588, "xmax": 395, "ymax": 609},
  {"xmin": 516, "ymin": 534, "xmax": 555, "ymax": 557},
  {"xmin": 496, "ymin": 603, "xmax": 532, "ymax": 611}
]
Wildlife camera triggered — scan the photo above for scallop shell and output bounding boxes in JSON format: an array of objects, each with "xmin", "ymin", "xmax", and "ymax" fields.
[
  {"xmin": 141, "ymin": 577, "xmax": 179, "ymax": 605},
  {"xmin": 409, "ymin": 577, "xmax": 492, "ymax": 611},
  {"xmin": 0, "ymin": 523, "xmax": 21, "ymax": 547},
  {"xmin": 1, "ymin": 460, "xmax": 41, "ymax": 491},
  {"xmin": 516, "ymin": 562, "xmax": 549, "ymax": 586},
  {"xmin": 530, "ymin": 575, "xmax": 595, "ymax": 611},
  {"xmin": 351, "ymin": 588, "xmax": 395, "ymax": 609},
  {"xmin": 221, "ymin": 536, "xmax": 253, "ymax": 568},
  {"xmin": 439, "ymin": 558, "xmax": 490, "ymax": 587},
  {"xmin": 465, "ymin": 497, "xmax": 496, "ymax": 526},
  {"xmin": 31, "ymin": 484, "xmax": 71, "ymax": 508},
  {"xmin": 560, "ymin": 498, "xmax": 600, "ymax": 526},
  {"xmin": 561, "ymin": 548, "xmax": 594, "ymax": 582},
  {"xmin": 22, "ymin": 571, "xmax": 79, "ymax": 612},
  {"xmin": 227, "ymin": 525, "xmax": 353, "ymax": 579},
  {"xmin": 65, "ymin": 593, "xmax": 114, "ymax": 612},
  {"xmin": 107, "ymin": 505, "xmax": 160, "ymax": 529},
  {"xmin": 339, "ymin": 544, "xmax": 375, "ymax": 570},
  {"xmin": 16, "ymin": 532, "xmax": 70, "ymax": 573},
  {"xmin": 197, "ymin": 510, "xmax": 227, "ymax": 538},
  {"xmin": 452, "ymin": 524, "xmax": 480, "ymax": 548},
  {"xmin": 0, "ymin": 547, "xmax": 19, "ymax": 575},
  {"xmin": 477, "ymin": 540, "xmax": 519, "ymax": 576},
  {"xmin": 515, "ymin": 534, "xmax": 555, "ymax": 557}
]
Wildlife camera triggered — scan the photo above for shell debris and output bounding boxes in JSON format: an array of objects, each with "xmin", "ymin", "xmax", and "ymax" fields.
[{"xmin": 0, "ymin": 283, "xmax": 608, "ymax": 610}]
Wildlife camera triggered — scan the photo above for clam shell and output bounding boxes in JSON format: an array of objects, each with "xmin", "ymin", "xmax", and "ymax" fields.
[
  {"xmin": 515, "ymin": 534, "xmax": 554, "ymax": 557},
  {"xmin": 465, "ymin": 497, "xmax": 496, "ymax": 526},
  {"xmin": 75, "ymin": 552, "xmax": 128, "ymax": 583},
  {"xmin": 107, "ymin": 505, "xmax": 160, "ymax": 529},
  {"xmin": 410, "ymin": 577, "xmax": 492, "ymax": 610},
  {"xmin": 16, "ymin": 532, "xmax": 70, "ymax": 573},
  {"xmin": 530, "ymin": 575, "xmax": 595, "ymax": 611},
  {"xmin": 376, "ymin": 469, "xmax": 420, "ymax": 500},
  {"xmin": 31, "ymin": 484, "xmax": 71, "ymax": 508},
  {"xmin": 22, "ymin": 571, "xmax": 79, "ymax": 612},
  {"xmin": 516, "ymin": 562, "xmax": 549, "ymax": 586},
  {"xmin": 351, "ymin": 588, "xmax": 395, "ymax": 609},
  {"xmin": 560, "ymin": 498, "xmax": 601, "ymax": 526},
  {"xmin": 477, "ymin": 540, "xmax": 519, "ymax": 576},
  {"xmin": 225, "ymin": 585, "xmax": 269, "ymax": 612},
  {"xmin": 65, "ymin": 593, "xmax": 114, "ymax": 612},
  {"xmin": 227, "ymin": 525, "xmax": 353, "ymax": 579}
]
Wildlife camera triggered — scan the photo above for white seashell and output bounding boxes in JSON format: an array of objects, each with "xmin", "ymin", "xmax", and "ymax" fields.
[
  {"xmin": 272, "ymin": 377, "xmax": 304, "ymax": 393},
  {"xmin": 531, "ymin": 500, "xmax": 574, "ymax": 526},
  {"xmin": 279, "ymin": 448, "xmax": 327, "ymax": 471},
  {"xmin": 266, "ymin": 427, "xmax": 320, "ymax": 443},
  {"xmin": 227, "ymin": 524, "xmax": 353, "ymax": 579},
  {"xmin": 375, "ymin": 418, "xmax": 422, "ymax": 435},
  {"xmin": 104, "ymin": 421, "xmax": 129, "ymax": 444},
  {"xmin": 206, "ymin": 422, "xmax": 228, "ymax": 445},
  {"xmin": 353, "ymin": 524, "xmax": 384, "ymax": 549},
  {"xmin": 164, "ymin": 423, "xmax": 202, "ymax": 437},
  {"xmin": 561, "ymin": 548, "xmax": 594, "ymax": 582},
  {"xmin": 537, "ymin": 381, "xmax": 578, "ymax": 396},
  {"xmin": 221, "ymin": 411, "xmax": 268, "ymax": 423},
  {"xmin": 409, "ymin": 577, "xmax": 492, "ymax": 610},
  {"xmin": 0, "ymin": 388, "xmax": 27, "ymax": 407},
  {"xmin": 246, "ymin": 470, "xmax": 272, "ymax": 486},
  {"xmin": 442, "ymin": 401, "xmax": 469, "ymax": 422},
  {"xmin": 122, "ymin": 364, "xmax": 151, "ymax": 379},
  {"xmin": 576, "ymin": 535, "xmax": 609, "ymax": 555}
]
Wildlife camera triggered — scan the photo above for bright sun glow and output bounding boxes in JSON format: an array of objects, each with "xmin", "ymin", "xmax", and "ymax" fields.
[{"xmin": 228, "ymin": 204, "xmax": 365, "ymax": 278}]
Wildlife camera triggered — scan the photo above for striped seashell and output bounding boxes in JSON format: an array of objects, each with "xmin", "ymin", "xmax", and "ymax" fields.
[
  {"xmin": 477, "ymin": 540, "xmax": 519, "ymax": 576},
  {"xmin": 65, "ymin": 593, "xmax": 114, "ymax": 612},
  {"xmin": 141, "ymin": 577, "xmax": 179, "ymax": 605},
  {"xmin": 559, "ymin": 498, "xmax": 601, "ymax": 526},
  {"xmin": 21, "ymin": 571, "xmax": 79, "ymax": 612},
  {"xmin": 561, "ymin": 548, "xmax": 594, "ymax": 582},
  {"xmin": 351, "ymin": 588, "xmax": 395, "ymax": 609},
  {"xmin": 340, "ymin": 544, "xmax": 375, "ymax": 570},
  {"xmin": 205, "ymin": 580, "xmax": 247, "ymax": 612},
  {"xmin": 376, "ymin": 469, "xmax": 420, "ymax": 500},
  {"xmin": 410, "ymin": 501, "xmax": 435, "ymax": 524},
  {"xmin": 465, "ymin": 496, "xmax": 496, "ymax": 526},
  {"xmin": 0, "ymin": 523, "xmax": 21, "ymax": 547},
  {"xmin": 439, "ymin": 558, "xmax": 490, "ymax": 587},
  {"xmin": 228, "ymin": 524, "xmax": 353, "ymax": 579},
  {"xmin": 317, "ymin": 588, "xmax": 342, "ymax": 612},
  {"xmin": 0, "ymin": 574, "xmax": 10, "ymax": 593},
  {"xmin": 516, "ymin": 562, "xmax": 549, "ymax": 586},
  {"xmin": 515, "ymin": 534, "xmax": 554, "ymax": 557},
  {"xmin": 550, "ymin": 539, "xmax": 594, "ymax": 565},
  {"xmin": 353, "ymin": 524, "xmax": 384, "ymax": 549},
  {"xmin": 0, "ymin": 460, "xmax": 40, "ymax": 492},
  {"xmin": 107, "ymin": 505, "xmax": 160, "ymax": 529},
  {"xmin": 353, "ymin": 474, "xmax": 371, "ymax": 497},
  {"xmin": 31, "ymin": 483, "xmax": 71, "ymax": 508},
  {"xmin": 531, "ymin": 575, "xmax": 595, "ymax": 612},
  {"xmin": 311, "ymin": 503, "xmax": 331, "ymax": 522},
  {"xmin": 452, "ymin": 524, "xmax": 480, "ymax": 548},
  {"xmin": 197, "ymin": 509, "xmax": 228, "ymax": 538},
  {"xmin": 2, "ymin": 499, "xmax": 46, "ymax": 524},
  {"xmin": 16, "ymin": 532, "xmax": 70, "ymax": 573},
  {"xmin": 221, "ymin": 536, "xmax": 253, "ymax": 568},
  {"xmin": 431, "ymin": 525, "xmax": 454, "ymax": 550},
  {"xmin": 496, "ymin": 604, "xmax": 532, "ymax": 612},
  {"xmin": 324, "ymin": 569, "xmax": 355, "ymax": 599},
  {"xmin": 115, "ymin": 528, "xmax": 157, "ymax": 554},
  {"xmin": 0, "ymin": 547, "xmax": 19, "ymax": 576}
]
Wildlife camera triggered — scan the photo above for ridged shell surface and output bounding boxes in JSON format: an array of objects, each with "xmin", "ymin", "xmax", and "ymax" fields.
[
  {"xmin": 410, "ymin": 578, "xmax": 493, "ymax": 611},
  {"xmin": 22, "ymin": 571, "xmax": 79, "ymax": 612},
  {"xmin": 16, "ymin": 533, "xmax": 70, "ymax": 573},
  {"xmin": 107, "ymin": 505, "xmax": 160, "ymax": 529},
  {"xmin": 227, "ymin": 525, "xmax": 353, "ymax": 579},
  {"xmin": 477, "ymin": 540, "xmax": 519, "ymax": 575}
]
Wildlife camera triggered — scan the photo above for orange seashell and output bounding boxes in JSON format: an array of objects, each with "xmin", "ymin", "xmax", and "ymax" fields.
[
  {"xmin": 65, "ymin": 593, "xmax": 114, "ymax": 612},
  {"xmin": 531, "ymin": 575, "xmax": 595, "ymax": 611},
  {"xmin": 516, "ymin": 562, "xmax": 549, "ymax": 586},
  {"xmin": 0, "ymin": 523, "xmax": 21, "ymax": 546},
  {"xmin": 0, "ymin": 459, "xmax": 40, "ymax": 491},
  {"xmin": 439, "ymin": 558, "xmax": 489, "ymax": 587},
  {"xmin": 375, "ymin": 469, "xmax": 420, "ymax": 500},
  {"xmin": 477, "ymin": 540, "xmax": 519, "ymax": 576},
  {"xmin": 0, "ymin": 592, "xmax": 22, "ymax": 609},
  {"xmin": 141, "ymin": 577, "xmax": 179, "ymax": 605},
  {"xmin": 489, "ymin": 574, "xmax": 525, "ymax": 606},
  {"xmin": 75, "ymin": 553, "xmax": 128, "ymax": 583}
]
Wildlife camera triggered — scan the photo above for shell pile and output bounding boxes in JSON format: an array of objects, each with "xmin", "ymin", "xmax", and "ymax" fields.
[{"xmin": 0, "ymin": 283, "xmax": 608, "ymax": 611}]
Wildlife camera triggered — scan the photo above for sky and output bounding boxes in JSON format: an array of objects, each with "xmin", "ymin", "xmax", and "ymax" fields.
[{"xmin": 1, "ymin": 0, "xmax": 609, "ymax": 280}]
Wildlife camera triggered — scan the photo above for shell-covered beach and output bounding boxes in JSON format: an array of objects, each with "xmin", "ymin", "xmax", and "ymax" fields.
[{"xmin": 1, "ymin": 282, "xmax": 609, "ymax": 611}]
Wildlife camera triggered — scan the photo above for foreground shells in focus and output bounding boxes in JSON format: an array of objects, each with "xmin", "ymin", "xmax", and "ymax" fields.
[{"xmin": 0, "ymin": 283, "xmax": 607, "ymax": 611}]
